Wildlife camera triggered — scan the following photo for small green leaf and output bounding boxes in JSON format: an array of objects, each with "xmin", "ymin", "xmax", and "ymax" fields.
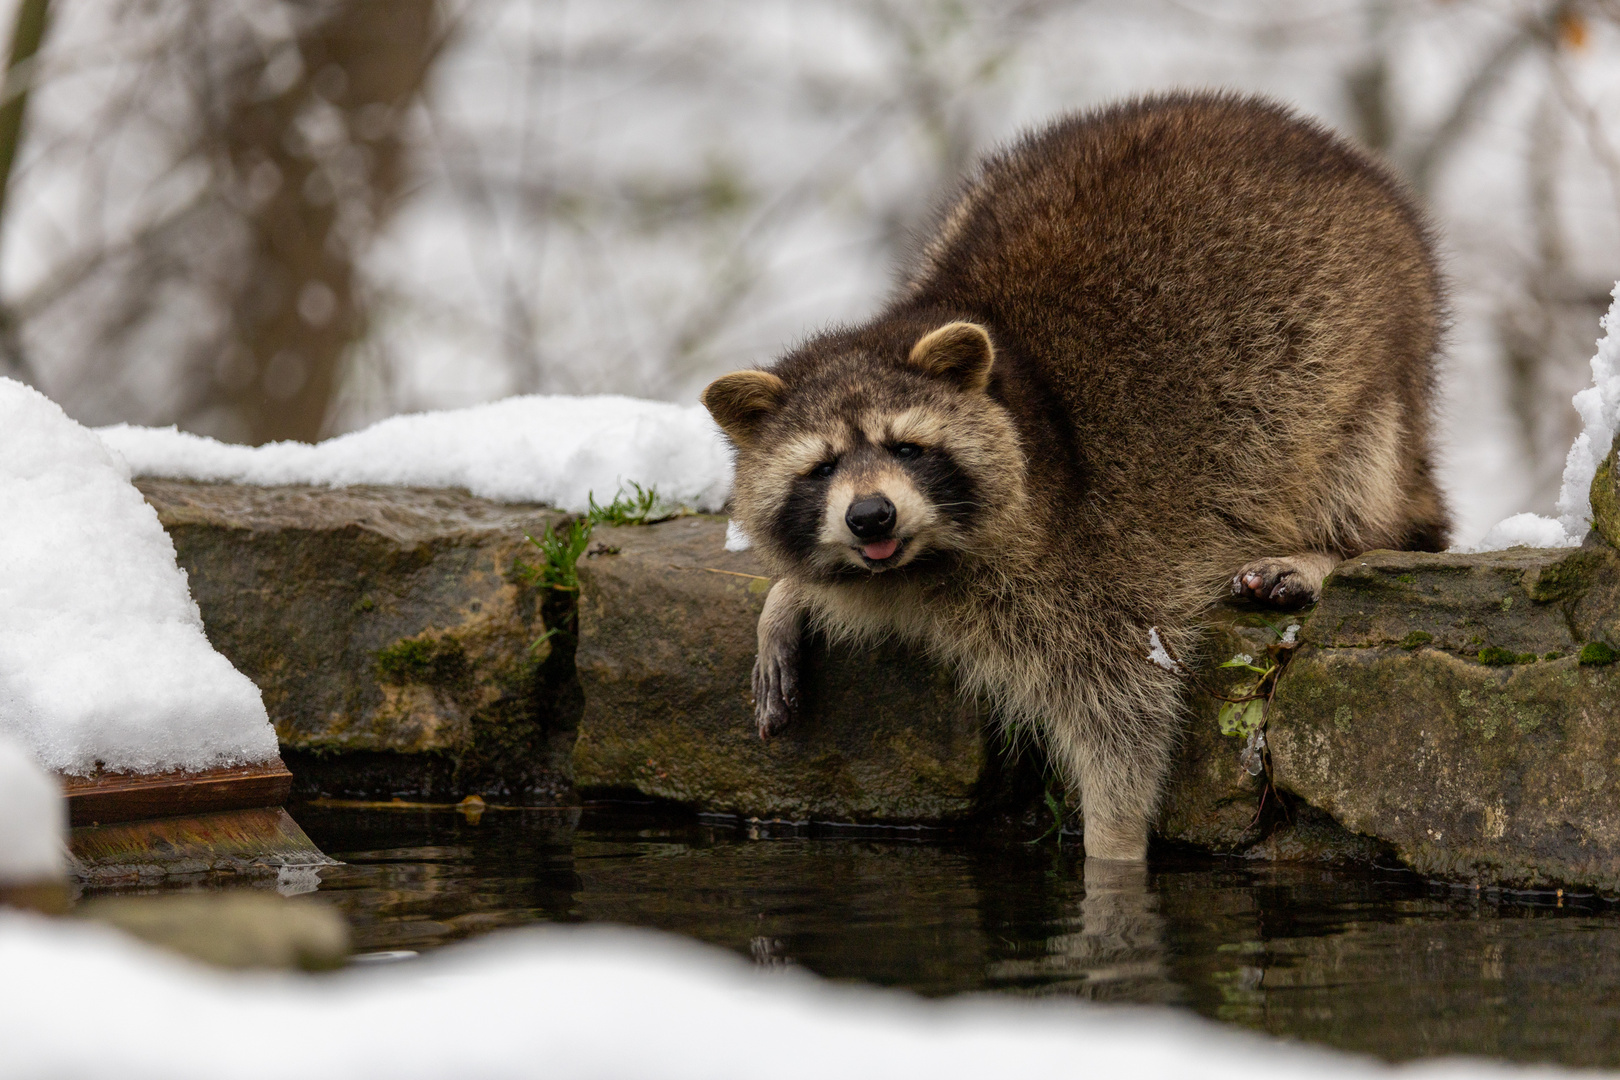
[{"xmin": 1219, "ymin": 697, "xmax": 1265, "ymax": 737}]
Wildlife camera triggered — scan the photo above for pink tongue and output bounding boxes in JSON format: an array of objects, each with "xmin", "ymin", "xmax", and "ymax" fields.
[{"xmin": 862, "ymin": 538, "xmax": 899, "ymax": 561}]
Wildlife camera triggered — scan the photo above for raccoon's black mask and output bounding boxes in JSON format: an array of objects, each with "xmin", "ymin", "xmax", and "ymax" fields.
[{"xmin": 704, "ymin": 321, "xmax": 1029, "ymax": 581}]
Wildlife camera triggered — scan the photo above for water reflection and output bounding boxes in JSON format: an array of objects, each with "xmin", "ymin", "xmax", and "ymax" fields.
[
  {"xmin": 290, "ymin": 803, "xmax": 1620, "ymax": 1068},
  {"xmin": 988, "ymin": 859, "xmax": 1174, "ymax": 1002}
]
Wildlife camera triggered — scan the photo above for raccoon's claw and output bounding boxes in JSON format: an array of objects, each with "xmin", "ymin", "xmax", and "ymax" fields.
[
  {"xmin": 1230, "ymin": 559, "xmax": 1319, "ymax": 610},
  {"xmin": 751, "ymin": 647, "xmax": 800, "ymax": 738}
]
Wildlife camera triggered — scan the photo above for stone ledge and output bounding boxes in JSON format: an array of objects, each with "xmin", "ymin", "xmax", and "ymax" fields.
[
  {"xmin": 139, "ymin": 479, "xmax": 578, "ymax": 801},
  {"xmin": 134, "ymin": 478, "xmax": 1620, "ymax": 889},
  {"xmin": 1269, "ymin": 543, "xmax": 1620, "ymax": 893},
  {"xmin": 572, "ymin": 517, "xmax": 993, "ymax": 823},
  {"xmin": 571, "ymin": 515, "xmax": 1289, "ymax": 843}
]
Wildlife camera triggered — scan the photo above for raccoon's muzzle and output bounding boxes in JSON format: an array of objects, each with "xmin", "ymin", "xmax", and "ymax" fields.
[
  {"xmin": 846, "ymin": 494, "xmax": 901, "ymax": 563},
  {"xmin": 845, "ymin": 495, "xmax": 896, "ymax": 538}
]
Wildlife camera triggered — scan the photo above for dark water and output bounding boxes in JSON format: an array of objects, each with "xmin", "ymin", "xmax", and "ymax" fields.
[{"xmin": 293, "ymin": 801, "xmax": 1620, "ymax": 1068}]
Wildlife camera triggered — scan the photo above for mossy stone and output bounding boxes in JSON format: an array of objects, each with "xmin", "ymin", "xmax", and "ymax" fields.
[
  {"xmin": 1270, "ymin": 546, "xmax": 1620, "ymax": 893},
  {"xmin": 138, "ymin": 479, "xmax": 577, "ymax": 800}
]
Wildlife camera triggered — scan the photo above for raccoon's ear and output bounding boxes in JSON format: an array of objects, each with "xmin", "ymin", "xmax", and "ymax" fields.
[
  {"xmin": 702, "ymin": 370, "xmax": 786, "ymax": 445},
  {"xmin": 907, "ymin": 321, "xmax": 995, "ymax": 393}
]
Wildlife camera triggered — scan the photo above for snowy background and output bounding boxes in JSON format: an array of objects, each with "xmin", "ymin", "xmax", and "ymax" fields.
[{"xmin": 1, "ymin": 0, "xmax": 1618, "ymax": 547}]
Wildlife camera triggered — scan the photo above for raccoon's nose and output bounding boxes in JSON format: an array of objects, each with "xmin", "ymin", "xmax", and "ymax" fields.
[{"xmin": 846, "ymin": 495, "xmax": 897, "ymax": 539}]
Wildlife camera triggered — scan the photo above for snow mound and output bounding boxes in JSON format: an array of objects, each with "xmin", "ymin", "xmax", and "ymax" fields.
[
  {"xmin": 0, "ymin": 735, "xmax": 65, "ymax": 884},
  {"xmin": 1465, "ymin": 283, "xmax": 1620, "ymax": 552},
  {"xmin": 0, "ymin": 916, "xmax": 1544, "ymax": 1080},
  {"xmin": 98, "ymin": 394, "xmax": 734, "ymax": 514},
  {"xmin": 0, "ymin": 378, "xmax": 276, "ymax": 776},
  {"xmin": 1468, "ymin": 512, "xmax": 1578, "ymax": 554}
]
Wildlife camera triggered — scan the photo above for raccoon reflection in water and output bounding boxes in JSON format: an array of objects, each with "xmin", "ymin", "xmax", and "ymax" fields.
[{"xmin": 703, "ymin": 92, "xmax": 1450, "ymax": 863}]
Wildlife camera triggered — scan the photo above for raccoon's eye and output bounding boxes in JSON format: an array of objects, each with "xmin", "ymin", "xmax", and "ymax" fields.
[
  {"xmin": 892, "ymin": 442, "xmax": 923, "ymax": 460},
  {"xmin": 811, "ymin": 461, "xmax": 837, "ymax": 479}
]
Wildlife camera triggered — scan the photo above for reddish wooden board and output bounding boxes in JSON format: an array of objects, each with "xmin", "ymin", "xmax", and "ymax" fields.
[{"xmin": 60, "ymin": 758, "xmax": 294, "ymax": 827}]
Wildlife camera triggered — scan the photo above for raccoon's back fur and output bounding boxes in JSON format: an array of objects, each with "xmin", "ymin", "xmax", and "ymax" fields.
[{"xmin": 702, "ymin": 92, "xmax": 1449, "ymax": 861}]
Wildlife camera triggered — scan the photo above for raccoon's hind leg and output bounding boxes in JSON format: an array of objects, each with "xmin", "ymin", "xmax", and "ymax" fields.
[
  {"xmin": 1046, "ymin": 703, "xmax": 1176, "ymax": 862},
  {"xmin": 1230, "ymin": 552, "xmax": 1340, "ymax": 609},
  {"xmin": 752, "ymin": 578, "xmax": 807, "ymax": 738}
]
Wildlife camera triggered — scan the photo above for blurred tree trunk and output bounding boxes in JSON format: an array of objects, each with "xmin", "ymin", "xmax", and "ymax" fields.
[
  {"xmin": 204, "ymin": 0, "xmax": 439, "ymax": 445},
  {"xmin": 0, "ymin": 0, "xmax": 50, "ymax": 382}
]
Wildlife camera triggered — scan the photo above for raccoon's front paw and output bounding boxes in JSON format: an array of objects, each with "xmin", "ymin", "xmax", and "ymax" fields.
[
  {"xmin": 751, "ymin": 645, "xmax": 800, "ymax": 739},
  {"xmin": 1230, "ymin": 557, "xmax": 1321, "ymax": 610}
]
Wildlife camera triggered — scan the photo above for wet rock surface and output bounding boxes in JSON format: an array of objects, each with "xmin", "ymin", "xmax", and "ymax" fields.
[
  {"xmin": 139, "ymin": 480, "xmax": 579, "ymax": 801},
  {"xmin": 1156, "ymin": 609, "xmax": 1274, "ymax": 851},
  {"xmin": 1269, "ymin": 543, "xmax": 1620, "ymax": 893}
]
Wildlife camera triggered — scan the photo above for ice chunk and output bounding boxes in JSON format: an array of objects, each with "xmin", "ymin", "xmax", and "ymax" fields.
[
  {"xmin": 724, "ymin": 519, "xmax": 753, "ymax": 552},
  {"xmin": 98, "ymin": 393, "xmax": 734, "ymax": 515},
  {"xmin": 1146, "ymin": 627, "xmax": 1177, "ymax": 671},
  {"xmin": 0, "ymin": 378, "xmax": 276, "ymax": 776},
  {"xmin": 0, "ymin": 735, "xmax": 64, "ymax": 884}
]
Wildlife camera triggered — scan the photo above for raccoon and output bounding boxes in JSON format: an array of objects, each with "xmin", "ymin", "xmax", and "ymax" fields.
[{"xmin": 701, "ymin": 92, "xmax": 1449, "ymax": 861}]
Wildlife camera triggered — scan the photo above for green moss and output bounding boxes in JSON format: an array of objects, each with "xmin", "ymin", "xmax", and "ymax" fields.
[
  {"xmin": 1397, "ymin": 631, "xmax": 1432, "ymax": 651},
  {"xmin": 1579, "ymin": 641, "xmax": 1618, "ymax": 666},
  {"xmin": 1395, "ymin": 573, "xmax": 1417, "ymax": 585},
  {"xmin": 1523, "ymin": 549, "xmax": 1603, "ymax": 603},
  {"xmin": 1477, "ymin": 646, "xmax": 1518, "ymax": 667},
  {"xmin": 376, "ymin": 635, "xmax": 469, "ymax": 686},
  {"xmin": 1592, "ymin": 445, "xmax": 1619, "ymax": 550},
  {"xmin": 1544, "ymin": 651, "xmax": 1564, "ymax": 661}
]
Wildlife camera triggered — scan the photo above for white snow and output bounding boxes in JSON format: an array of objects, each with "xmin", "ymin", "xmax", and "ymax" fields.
[
  {"xmin": 1146, "ymin": 628, "xmax": 1177, "ymax": 671},
  {"xmin": 0, "ymin": 735, "xmax": 65, "ymax": 884},
  {"xmin": 1555, "ymin": 284, "xmax": 1620, "ymax": 538},
  {"xmin": 1466, "ymin": 285, "xmax": 1620, "ymax": 552},
  {"xmin": 724, "ymin": 518, "xmax": 753, "ymax": 552},
  {"xmin": 1281, "ymin": 624, "xmax": 1301, "ymax": 645},
  {"xmin": 97, "ymin": 394, "xmax": 734, "ymax": 516},
  {"xmin": 1467, "ymin": 513, "xmax": 1579, "ymax": 554},
  {"xmin": 0, "ymin": 378, "xmax": 276, "ymax": 776},
  {"xmin": 0, "ymin": 914, "xmax": 1561, "ymax": 1080}
]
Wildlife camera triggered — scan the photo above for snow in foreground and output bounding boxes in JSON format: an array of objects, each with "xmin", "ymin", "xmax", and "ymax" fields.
[
  {"xmin": 1466, "ymin": 285, "xmax": 1620, "ymax": 552},
  {"xmin": 0, "ymin": 378, "xmax": 275, "ymax": 776},
  {"xmin": 99, "ymin": 394, "xmax": 734, "ymax": 515},
  {"xmin": 0, "ymin": 914, "xmax": 1561, "ymax": 1080},
  {"xmin": 0, "ymin": 736, "xmax": 64, "ymax": 884}
]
